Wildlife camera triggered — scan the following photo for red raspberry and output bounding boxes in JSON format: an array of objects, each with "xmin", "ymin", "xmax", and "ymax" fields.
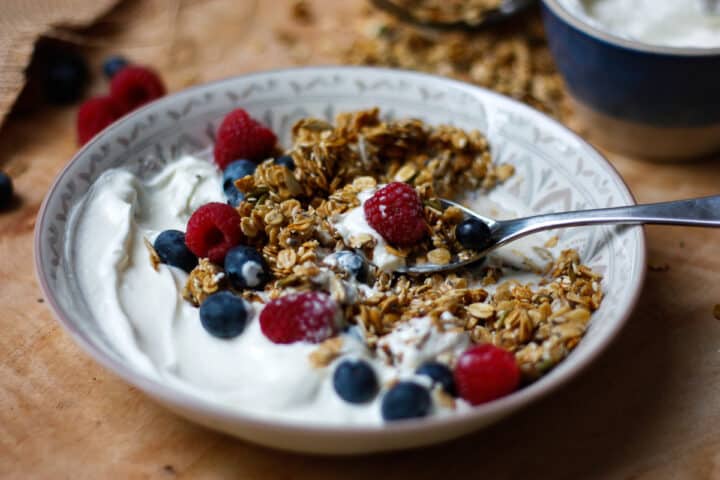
[
  {"xmin": 259, "ymin": 291, "xmax": 338, "ymax": 344},
  {"xmin": 363, "ymin": 182, "xmax": 427, "ymax": 247},
  {"xmin": 76, "ymin": 96, "xmax": 122, "ymax": 145},
  {"xmin": 454, "ymin": 344, "xmax": 520, "ymax": 406},
  {"xmin": 213, "ymin": 108, "xmax": 277, "ymax": 170},
  {"xmin": 109, "ymin": 65, "xmax": 166, "ymax": 113},
  {"xmin": 185, "ymin": 202, "xmax": 243, "ymax": 264}
]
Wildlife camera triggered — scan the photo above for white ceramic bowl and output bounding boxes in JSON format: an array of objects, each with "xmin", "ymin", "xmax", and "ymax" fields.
[{"xmin": 34, "ymin": 66, "xmax": 646, "ymax": 454}]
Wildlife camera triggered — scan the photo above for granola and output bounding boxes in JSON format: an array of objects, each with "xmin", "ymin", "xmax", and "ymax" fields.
[{"xmin": 184, "ymin": 108, "xmax": 603, "ymax": 382}]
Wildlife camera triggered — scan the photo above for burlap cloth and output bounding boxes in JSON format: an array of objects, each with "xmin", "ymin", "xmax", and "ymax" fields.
[{"xmin": 0, "ymin": 0, "xmax": 121, "ymax": 126}]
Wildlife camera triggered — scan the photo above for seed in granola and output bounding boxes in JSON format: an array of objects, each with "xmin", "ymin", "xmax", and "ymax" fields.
[
  {"xmin": 394, "ymin": 164, "xmax": 418, "ymax": 183},
  {"xmin": 277, "ymin": 248, "xmax": 298, "ymax": 270},
  {"xmin": 352, "ymin": 176, "xmax": 377, "ymax": 190},
  {"xmin": 264, "ymin": 210, "xmax": 285, "ymax": 226},
  {"xmin": 349, "ymin": 233, "xmax": 375, "ymax": 248},
  {"xmin": 714, "ymin": 304, "xmax": 720, "ymax": 321},
  {"xmin": 467, "ymin": 302, "xmax": 495, "ymax": 319},
  {"xmin": 427, "ymin": 248, "xmax": 452, "ymax": 265}
]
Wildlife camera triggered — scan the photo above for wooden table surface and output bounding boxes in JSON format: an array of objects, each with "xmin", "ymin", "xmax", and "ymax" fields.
[{"xmin": 2, "ymin": 1, "xmax": 720, "ymax": 478}]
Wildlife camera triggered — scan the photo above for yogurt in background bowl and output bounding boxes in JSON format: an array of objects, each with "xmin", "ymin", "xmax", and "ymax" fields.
[
  {"xmin": 542, "ymin": 0, "xmax": 720, "ymax": 160},
  {"xmin": 35, "ymin": 66, "xmax": 645, "ymax": 454},
  {"xmin": 560, "ymin": 0, "xmax": 720, "ymax": 48}
]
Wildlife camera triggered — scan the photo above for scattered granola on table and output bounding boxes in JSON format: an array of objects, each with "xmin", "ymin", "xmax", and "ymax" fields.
[{"xmin": 341, "ymin": 9, "xmax": 570, "ymax": 120}]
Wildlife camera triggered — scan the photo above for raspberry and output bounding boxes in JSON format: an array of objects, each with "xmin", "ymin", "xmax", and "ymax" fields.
[
  {"xmin": 109, "ymin": 65, "xmax": 166, "ymax": 113},
  {"xmin": 259, "ymin": 291, "xmax": 338, "ymax": 344},
  {"xmin": 76, "ymin": 96, "xmax": 122, "ymax": 145},
  {"xmin": 213, "ymin": 108, "xmax": 277, "ymax": 170},
  {"xmin": 363, "ymin": 182, "xmax": 427, "ymax": 247},
  {"xmin": 185, "ymin": 203, "xmax": 243, "ymax": 264},
  {"xmin": 454, "ymin": 344, "xmax": 520, "ymax": 406}
]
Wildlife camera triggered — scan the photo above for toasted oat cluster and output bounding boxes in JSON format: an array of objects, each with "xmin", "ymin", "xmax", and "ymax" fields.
[
  {"xmin": 342, "ymin": 11, "xmax": 569, "ymax": 120},
  {"xmin": 181, "ymin": 108, "xmax": 603, "ymax": 382},
  {"xmin": 232, "ymin": 108, "xmax": 508, "ymax": 269},
  {"xmin": 381, "ymin": 0, "xmax": 504, "ymax": 26}
]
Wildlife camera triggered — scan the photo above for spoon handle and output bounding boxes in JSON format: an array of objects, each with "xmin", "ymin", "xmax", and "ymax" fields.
[{"xmin": 497, "ymin": 195, "xmax": 720, "ymax": 240}]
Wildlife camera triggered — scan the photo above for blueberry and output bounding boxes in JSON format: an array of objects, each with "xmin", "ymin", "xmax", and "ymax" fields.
[
  {"xmin": 225, "ymin": 188, "xmax": 244, "ymax": 208},
  {"xmin": 225, "ymin": 245, "xmax": 270, "ymax": 290},
  {"xmin": 0, "ymin": 172, "xmax": 13, "ymax": 208},
  {"xmin": 416, "ymin": 361, "xmax": 456, "ymax": 396},
  {"xmin": 44, "ymin": 51, "xmax": 89, "ymax": 105},
  {"xmin": 333, "ymin": 359, "xmax": 379, "ymax": 404},
  {"xmin": 455, "ymin": 218, "xmax": 493, "ymax": 251},
  {"xmin": 153, "ymin": 230, "xmax": 197, "ymax": 273},
  {"xmin": 274, "ymin": 155, "xmax": 295, "ymax": 171},
  {"xmin": 102, "ymin": 55, "xmax": 129, "ymax": 79},
  {"xmin": 381, "ymin": 382, "xmax": 432, "ymax": 421},
  {"xmin": 335, "ymin": 251, "xmax": 368, "ymax": 282},
  {"xmin": 223, "ymin": 159, "xmax": 256, "ymax": 206},
  {"xmin": 199, "ymin": 291, "xmax": 248, "ymax": 338}
]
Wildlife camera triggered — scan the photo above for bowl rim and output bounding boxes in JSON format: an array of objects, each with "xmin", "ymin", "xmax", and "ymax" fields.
[
  {"xmin": 34, "ymin": 65, "xmax": 647, "ymax": 437},
  {"xmin": 542, "ymin": 0, "xmax": 720, "ymax": 57}
]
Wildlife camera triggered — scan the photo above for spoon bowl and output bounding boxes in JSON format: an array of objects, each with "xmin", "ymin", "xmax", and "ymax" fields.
[{"xmin": 398, "ymin": 194, "xmax": 720, "ymax": 275}]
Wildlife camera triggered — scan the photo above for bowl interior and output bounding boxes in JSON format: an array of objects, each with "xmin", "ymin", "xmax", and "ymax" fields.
[{"xmin": 35, "ymin": 67, "xmax": 645, "ymax": 452}]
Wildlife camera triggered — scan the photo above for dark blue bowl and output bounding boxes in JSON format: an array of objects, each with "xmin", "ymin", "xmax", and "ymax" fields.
[{"xmin": 541, "ymin": 0, "xmax": 720, "ymax": 159}]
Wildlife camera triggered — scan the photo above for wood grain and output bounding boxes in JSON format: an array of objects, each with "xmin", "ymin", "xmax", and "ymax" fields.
[{"xmin": 1, "ymin": 1, "xmax": 720, "ymax": 478}]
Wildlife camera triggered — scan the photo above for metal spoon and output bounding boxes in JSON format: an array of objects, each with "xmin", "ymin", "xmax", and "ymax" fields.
[
  {"xmin": 370, "ymin": 0, "xmax": 536, "ymax": 30},
  {"xmin": 399, "ymin": 195, "xmax": 720, "ymax": 275}
]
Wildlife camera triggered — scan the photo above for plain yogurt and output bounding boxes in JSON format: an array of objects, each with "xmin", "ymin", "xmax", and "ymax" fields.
[{"xmin": 560, "ymin": 0, "xmax": 720, "ymax": 48}]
